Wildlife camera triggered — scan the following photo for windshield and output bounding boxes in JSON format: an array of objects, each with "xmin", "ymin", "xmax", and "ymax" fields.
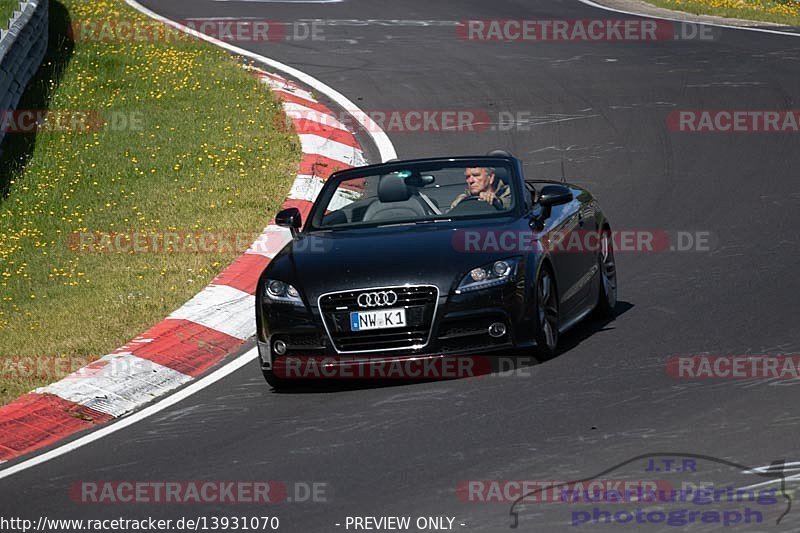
[{"xmin": 313, "ymin": 162, "xmax": 517, "ymax": 229}]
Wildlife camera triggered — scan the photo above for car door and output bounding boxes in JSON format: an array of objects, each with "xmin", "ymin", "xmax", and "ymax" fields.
[
  {"xmin": 539, "ymin": 194, "xmax": 586, "ymax": 319},
  {"xmin": 568, "ymin": 188, "xmax": 600, "ymax": 312}
]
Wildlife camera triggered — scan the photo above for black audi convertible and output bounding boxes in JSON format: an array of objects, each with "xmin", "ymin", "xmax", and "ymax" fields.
[{"xmin": 256, "ymin": 152, "xmax": 617, "ymax": 387}]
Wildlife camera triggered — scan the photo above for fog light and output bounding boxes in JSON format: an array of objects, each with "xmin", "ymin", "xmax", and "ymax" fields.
[
  {"xmin": 273, "ymin": 340, "xmax": 287, "ymax": 355},
  {"xmin": 488, "ymin": 322, "xmax": 507, "ymax": 338}
]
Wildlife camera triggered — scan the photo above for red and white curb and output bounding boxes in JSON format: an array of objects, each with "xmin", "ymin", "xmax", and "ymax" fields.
[{"xmin": 0, "ymin": 68, "xmax": 366, "ymax": 465}]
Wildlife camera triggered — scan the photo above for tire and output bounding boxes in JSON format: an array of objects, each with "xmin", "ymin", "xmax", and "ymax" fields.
[
  {"xmin": 534, "ymin": 264, "xmax": 560, "ymax": 359},
  {"xmin": 261, "ymin": 367, "xmax": 290, "ymax": 389},
  {"xmin": 595, "ymin": 227, "xmax": 617, "ymax": 318}
]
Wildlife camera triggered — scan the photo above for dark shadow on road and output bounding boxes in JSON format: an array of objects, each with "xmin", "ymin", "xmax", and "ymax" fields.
[
  {"xmin": 0, "ymin": 0, "xmax": 73, "ymax": 198},
  {"xmin": 551, "ymin": 299, "xmax": 634, "ymax": 358},
  {"xmin": 267, "ymin": 300, "xmax": 634, "ymax": 394}
]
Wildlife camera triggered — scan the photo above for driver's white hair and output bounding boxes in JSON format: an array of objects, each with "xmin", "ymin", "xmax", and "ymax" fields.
[{"xmin": 466, "ymin": 166, "xmax": 495, "ymax": 175}]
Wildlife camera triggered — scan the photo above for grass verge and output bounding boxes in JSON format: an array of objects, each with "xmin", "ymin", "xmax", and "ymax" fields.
[
  {"xmin": 646, "ymin": 0, "xmax": 800, "ymax": 26},
  {"xmin": 0, "ymin": 0, "xmax": 17, "ymax": 30},
  {"xmin": 0, "ymin": 0, "xmax": 300, "ymax": 404}
]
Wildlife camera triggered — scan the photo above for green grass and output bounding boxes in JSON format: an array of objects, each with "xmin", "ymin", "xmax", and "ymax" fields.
[
  {"xmin": 0, "ymin": 0, "xmax": 300, "ymax": 404},
  {"xmin": 646, "ymin": 0, "xmax": 800, "ymax": 26},
  {"xmin": 0, "ymin": 0, "xmax": 18, "ymax": 30}
]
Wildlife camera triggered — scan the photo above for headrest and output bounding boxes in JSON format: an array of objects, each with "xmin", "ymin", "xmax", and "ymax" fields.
[
  {"xmin": 492, "ymin": 166, "xmax": 509, "ymax": 186},
  {"xmin": 486, "ymin": 149, "xmax": 514, "ymax": 158},
  {"xmin": 378, "ymin": 174, "xmax": 412, "ymax": 203}
]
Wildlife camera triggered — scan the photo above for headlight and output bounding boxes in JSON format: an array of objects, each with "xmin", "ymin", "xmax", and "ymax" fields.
[
  {"xmin": 455, "ymin": 257, "xmax": 521, "ymax": 294},
  {"xmin": 264, "ymin": 279, "xmax": 304, "ymax": 306}
]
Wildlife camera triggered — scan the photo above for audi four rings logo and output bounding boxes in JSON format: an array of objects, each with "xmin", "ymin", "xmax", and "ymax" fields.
[{"xmin": 357, "ymin": 291, "xmax": 398, "ymax": 308}]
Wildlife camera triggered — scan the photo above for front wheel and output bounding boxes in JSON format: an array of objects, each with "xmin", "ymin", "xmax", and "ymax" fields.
[
  {"xmin": 261, "ymin": 366, "xmax": 289, "ymax": 389},
  {"xmin": 595, "ymin": 228, "xmax": 617, "ymax": 318},
  {"xmin": 534, "ymin": 265, "xmax": 560, "ymax": 359}
]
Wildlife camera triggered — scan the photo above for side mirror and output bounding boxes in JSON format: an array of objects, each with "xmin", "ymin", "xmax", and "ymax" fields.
[
  {"xmin": 538, "ymin": 185, "xmax": 573, "ymax": 207},
  {"xmin": 530, "ymin": 184, "xmax": 573, "ymax": 231},
  {"xmin": 275, "ymin": 207, "xmax": 302, "ymax": 238}
]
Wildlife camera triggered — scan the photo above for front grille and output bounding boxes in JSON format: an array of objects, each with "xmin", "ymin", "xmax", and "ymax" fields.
[{"xmin": 319, "ymin": 285, "xmax": 438, "ymax": 353}]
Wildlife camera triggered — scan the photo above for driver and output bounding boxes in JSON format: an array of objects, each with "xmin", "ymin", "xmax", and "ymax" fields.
[{"xmin": 450, "ymin": 167, "xmax": 512, "ymax": 211}]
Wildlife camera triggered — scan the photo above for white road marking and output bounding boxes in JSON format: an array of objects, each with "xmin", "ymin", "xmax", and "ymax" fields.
[
  {"xmin": 289, "ymin": 174, "xmax": 362, "ymax": 208},
  {"xmin": 259, "ymin": 77, "xmax": 317, "ymax": 102},
  {"xmin": 168, "ymin": 285, "xmax": 256, "ymax": 340},
  {"xmin": 740, "ymin": 474, "xmax": 800, "ymax": 490},
  {"xmin": 740, "ymin": 461, "xmax": 800, "ymax": 490},
  {"xmin": 282, "ymin": 102, "xmax": 351, "ymax": 131},
  {"xmin": 125, "ymin": 0, "xmax": 396, "ymax": 162},
  {"xmin": 36, "ymin": 353, "xmax": 192, "ymax": 418},
  {"xmin": 0, "ymin": 0, "xmax": 398, "ymax": 481},
  {"xmin": 246, "ymin": 225, "xmax": 293, "ymax": 257},
  {"xmin": 0, "ymin": 348, "xmax": 259, "ymax": 481},
  {"xmin": 298, "ymin": 134, "xmax": 365, "ymax": 166}
]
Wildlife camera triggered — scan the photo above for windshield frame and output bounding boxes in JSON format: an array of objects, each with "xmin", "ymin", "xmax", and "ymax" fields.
[{"xmin": 304, "ymin": 156, "xmax": 526, "ymax": 232}]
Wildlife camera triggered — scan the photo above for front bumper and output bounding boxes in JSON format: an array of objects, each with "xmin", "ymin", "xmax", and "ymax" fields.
[{"xmin": 257, "ymin": 281, "xmax": 533, "ymax": 374}]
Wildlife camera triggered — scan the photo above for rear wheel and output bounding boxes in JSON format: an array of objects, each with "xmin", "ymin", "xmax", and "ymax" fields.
[
  {"xmin": 595, "ymin": 228, "xmax": 617, "ymax": 318},
  {"xmin": 535, "ymin": 265, "xmax": 560, "ymax": 359}
]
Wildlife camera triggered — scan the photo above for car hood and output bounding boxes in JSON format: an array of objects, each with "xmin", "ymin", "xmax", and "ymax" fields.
[{"xmin": 270, "ymin": 218, "xmax": 527, "ymax": 301}]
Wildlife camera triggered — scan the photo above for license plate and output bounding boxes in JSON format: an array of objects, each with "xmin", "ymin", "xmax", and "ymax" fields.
[{"xmin": 350, "ymin": 308, "xmax": 406, "ymax": 331}]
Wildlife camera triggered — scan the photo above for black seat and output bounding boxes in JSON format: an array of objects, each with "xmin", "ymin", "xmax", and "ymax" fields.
[
  {"xmin": 493, "ymin": 166, "xmax": 510, "ymax": 187},
  {"xmin": 362, "ymin": 175, "xmax": 427, "ymax": 222}
]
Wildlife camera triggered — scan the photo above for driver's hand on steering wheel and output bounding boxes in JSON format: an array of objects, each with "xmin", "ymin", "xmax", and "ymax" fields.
[{"xmin": 478, "ymin": 190, "xmax": 498, "ymax": 205}]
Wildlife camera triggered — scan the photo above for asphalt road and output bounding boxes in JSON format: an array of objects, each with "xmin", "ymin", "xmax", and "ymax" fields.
[{"xmin": 2, "ymin": 0, "xmax": 800, "ymax": 531}]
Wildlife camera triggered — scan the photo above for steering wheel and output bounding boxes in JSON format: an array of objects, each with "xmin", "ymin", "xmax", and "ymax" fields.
[{"xmin": 448, "ymin": 195, "xmax": 501, "ymax": 215}]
